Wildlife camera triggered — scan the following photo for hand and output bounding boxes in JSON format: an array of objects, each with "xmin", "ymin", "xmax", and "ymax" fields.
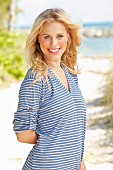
[{"xmin": 79, "ymin": 159, "xmax": 86, "ymax": 170}]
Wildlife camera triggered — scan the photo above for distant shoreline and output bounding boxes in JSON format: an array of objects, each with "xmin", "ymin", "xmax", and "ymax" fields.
[{"xmin": 15, "ymin": 21, "xmax": 113, "ymax": 38}]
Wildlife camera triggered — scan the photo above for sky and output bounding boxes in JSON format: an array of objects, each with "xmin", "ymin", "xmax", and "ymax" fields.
[{"xmin": 16, "ymin": 0, "xmax": 113, "ymax": 27}]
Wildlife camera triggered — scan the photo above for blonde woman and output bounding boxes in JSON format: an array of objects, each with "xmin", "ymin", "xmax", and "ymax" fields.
[{"xmin": 13, "ymin": 8, "xmax": 86, "ymax": 170}]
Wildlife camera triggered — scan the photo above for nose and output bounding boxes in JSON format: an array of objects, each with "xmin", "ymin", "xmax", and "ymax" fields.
[{"xmin": 50, "ymin": 37, "xmax": 57, "ymax": 46}]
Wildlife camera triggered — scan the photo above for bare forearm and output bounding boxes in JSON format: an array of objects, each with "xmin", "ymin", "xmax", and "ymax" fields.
[
  {"xmin": 80, "ymin": 159, "xmax": 86, "ymax": 170},
  {"xmin": 16, "ymin": 130, "xmax": 39, "ymax": 144}
]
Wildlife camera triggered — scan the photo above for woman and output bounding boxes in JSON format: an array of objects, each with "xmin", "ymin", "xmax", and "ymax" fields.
[{"xmin": 13, "ymin": 8, "xmax": 86, "ymax": 170}]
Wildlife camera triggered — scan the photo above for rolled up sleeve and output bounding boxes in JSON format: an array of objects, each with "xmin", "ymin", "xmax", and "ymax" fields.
[{"xmin": 13, "ymin": 70, "xmax": 41, "ymax": 134}]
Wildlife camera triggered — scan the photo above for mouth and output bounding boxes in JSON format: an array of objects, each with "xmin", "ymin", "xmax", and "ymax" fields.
[{"xmin": 48, "ymin": 48, "xmax": 60, "ymax": 54}]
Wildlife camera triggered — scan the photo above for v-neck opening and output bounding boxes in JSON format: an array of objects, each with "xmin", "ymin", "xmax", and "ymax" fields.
[{"xmin": 48, "ymin": 65, "xmax": 71, "ymax": 94}]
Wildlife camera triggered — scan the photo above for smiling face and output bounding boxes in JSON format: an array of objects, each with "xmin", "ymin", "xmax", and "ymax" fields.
[{"xmin": 38, "ymin": 21, "xmax": 69, "ymax": 65}]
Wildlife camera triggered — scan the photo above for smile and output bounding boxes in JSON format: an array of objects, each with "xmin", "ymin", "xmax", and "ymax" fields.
[{"xmin": 48, "ymin": 48, "xmax": 60, "ymax": 53}]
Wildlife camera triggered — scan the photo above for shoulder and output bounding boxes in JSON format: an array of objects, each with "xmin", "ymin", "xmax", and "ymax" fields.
[
  {"xmin": 20, "ymin": 68, "xmax": 42, "ymax": 92},
  {"xmin": 69, "ymin": 72, "xmax": 78, "ymax": 85},
  {"xmin": 24, "ymin": 67, "xmax": 36, "ymax": 80},
  {"xmin": 64, "ymin": 65, "xmax": 78, "ymax": 85},
  {"xmin": 18, "ymin": 68, "xmax": 44, "ymax": 103}
]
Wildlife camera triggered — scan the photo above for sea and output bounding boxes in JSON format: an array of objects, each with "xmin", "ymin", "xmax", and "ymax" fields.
[
  {"xmin": 79, "ymin": 21, "xmax": 113, "ymax": 57},
  {"xmin": 19, "ymin": 21, "xmax": 113, "ymax": 57}
]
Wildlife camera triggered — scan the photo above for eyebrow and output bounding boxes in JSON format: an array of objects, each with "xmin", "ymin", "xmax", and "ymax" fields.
[{"xmin": 42, "ymin": 33, "xmax": 64, "ymax": 36}]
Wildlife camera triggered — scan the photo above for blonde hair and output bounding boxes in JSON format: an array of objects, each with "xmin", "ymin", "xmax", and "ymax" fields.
[{"xmin": 25, "ymin": 8, "xmax": 81, "ymax": 82}]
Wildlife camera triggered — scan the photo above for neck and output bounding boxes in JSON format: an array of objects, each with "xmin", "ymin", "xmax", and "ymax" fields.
[{"xmin": 47, "ymin": 62, "xmax": 61, "ymax": 70}]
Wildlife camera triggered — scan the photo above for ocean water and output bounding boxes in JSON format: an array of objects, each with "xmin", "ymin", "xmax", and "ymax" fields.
[
  {"xmin": 79, "ymin": 37, "xmax": 113, "ymax": 57},
  {"xmin": 83, "ymin": 21, "xmax": 113, "ymax": 29},
  {"xmin": 79, "ymin": 21, "xmax": 113, "ymax": 57}
]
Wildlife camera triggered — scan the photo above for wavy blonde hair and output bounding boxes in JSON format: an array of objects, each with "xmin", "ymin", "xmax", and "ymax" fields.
[{"xmin": 25, "ymin": 8, "xmax": 81, "ymax": 82}]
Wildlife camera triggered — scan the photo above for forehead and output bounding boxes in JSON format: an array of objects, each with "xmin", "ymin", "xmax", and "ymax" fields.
[{"xmin": 40, "ymin": 21, "xmax": 67, "ymax": 34}]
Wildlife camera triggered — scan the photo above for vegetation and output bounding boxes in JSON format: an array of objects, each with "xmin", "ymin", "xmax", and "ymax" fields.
[
  {"xmin": 0, "ymin": 0, "xmax": 27, "ymax": 87},
  {"xmin": 0, "ymin": 0, "xmax": 10, "ymax": 30},
  {"xmin": 0, "ymin": 0, "xmax": 23, "ymax": 33},
  {"xmin": 101, "ymin": 58, "xmax": 113, "ymax": 128},
  {"xmin": 0, "ymin": 31, "xmax": 28, "ymax": 87},
  {"xmin": 102, "ymin": 59, "xmax": 113, "ymax": 106}
]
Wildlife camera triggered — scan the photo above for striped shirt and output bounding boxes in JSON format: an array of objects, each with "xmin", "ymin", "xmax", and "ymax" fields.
[{"xmin": 13, "ymin": 65, "xmax": 86, "ymax": 170}]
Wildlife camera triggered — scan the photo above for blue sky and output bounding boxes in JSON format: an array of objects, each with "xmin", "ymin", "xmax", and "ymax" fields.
[{"xmin": 17, "ymin": 0, "xmax": 113, "ymax": 26}]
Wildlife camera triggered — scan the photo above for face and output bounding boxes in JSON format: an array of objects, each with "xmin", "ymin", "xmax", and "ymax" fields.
[{"xmin": 38, "ymin": 21, "xmax": 69, "ymax": 64}]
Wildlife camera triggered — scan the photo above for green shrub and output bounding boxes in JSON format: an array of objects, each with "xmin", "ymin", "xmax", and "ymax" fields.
[{"xmin": 0, "ymin": 31, "xmax": 28, "ymax": 87}]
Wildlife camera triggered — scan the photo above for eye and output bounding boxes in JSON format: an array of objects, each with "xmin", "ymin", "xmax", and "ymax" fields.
[
  {"xmin": 57, "ymin": 35, "xmax": 63, "ymax": 39},
  {"xmin": 44, "ymin": 35, "xmax": 50, "ymax": 39}
]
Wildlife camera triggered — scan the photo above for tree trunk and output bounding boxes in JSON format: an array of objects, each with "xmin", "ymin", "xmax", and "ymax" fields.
[{"xmin": 8, "ymin": 0, "xmax": 16, "ymax": 33}]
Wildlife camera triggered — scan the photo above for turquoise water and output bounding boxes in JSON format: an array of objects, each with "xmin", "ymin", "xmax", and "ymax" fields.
[
  {"xmin": 83, "ymin": 21, "xmax": 113, "ymax": 29},
  {"xmin": 79, "ymin": 37, "xmax": 113, "ymax": 57},
  {"xmin": 79, "ymin": 21, "xmax": 113, "ymax": 57}
]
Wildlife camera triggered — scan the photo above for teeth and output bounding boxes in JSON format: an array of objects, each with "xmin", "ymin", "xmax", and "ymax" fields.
[{"xmin": 49, "ymin": 49, "xmax": 59, "ymax": 52}]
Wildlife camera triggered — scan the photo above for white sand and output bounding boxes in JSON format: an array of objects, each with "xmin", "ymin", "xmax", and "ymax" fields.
[{"xmin": 0, "ymin": 57, "xmax": 113, "ymax": 170}]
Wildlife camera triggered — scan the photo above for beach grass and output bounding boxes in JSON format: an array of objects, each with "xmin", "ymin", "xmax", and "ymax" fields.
[{"xmin": 101, "ymin": 59, "xmax": 113, "ymax": 105}]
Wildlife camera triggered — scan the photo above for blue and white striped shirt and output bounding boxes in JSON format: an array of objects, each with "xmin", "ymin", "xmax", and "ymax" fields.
[{"xmin": 13, "ymin": 65, "xmax": 86, "ymax": 170}]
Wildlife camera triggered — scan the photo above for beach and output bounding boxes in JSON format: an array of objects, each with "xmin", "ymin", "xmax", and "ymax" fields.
[{"xmin": 0, "ymin": 57, "xmax": 113, "ymax": 169}]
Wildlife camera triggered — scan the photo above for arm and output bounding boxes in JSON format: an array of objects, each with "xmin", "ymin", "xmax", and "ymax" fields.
[
  {"xmin": 13, "ymin": 69, "xmax": 41, "ymax": 144},
  {"xmin": 16, "ymin": 130, "xmax": 39, "ymax": 144},
  {"xmin": 80, "ymin": 159, "xmax": 86, "ymax": 170}
]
